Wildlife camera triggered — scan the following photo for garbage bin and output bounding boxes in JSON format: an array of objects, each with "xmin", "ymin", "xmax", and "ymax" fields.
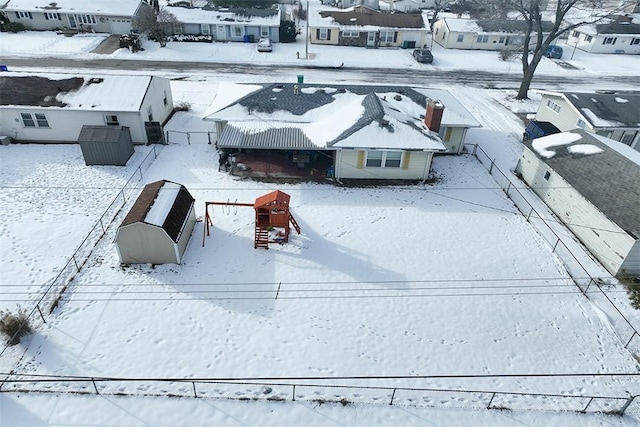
[
  {"xmin": 243, "ymin": 35, "xmax": 249, "ymax": 43},
  {"xmin": 247, "ymin": 34, "xmax": 255, "ymax": 43},
  {"xmin": 297, "ymin": 74, "xmax": 304, "ymax": 84}
]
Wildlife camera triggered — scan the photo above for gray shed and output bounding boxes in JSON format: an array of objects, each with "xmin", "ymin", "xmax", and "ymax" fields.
[
  {"xmin": 115, "ymin": 180, "xmax": 197, "ymax": 265},
  {"xmin": 78, "ymin": 125, "xmax": 134, "ymax": 166}
]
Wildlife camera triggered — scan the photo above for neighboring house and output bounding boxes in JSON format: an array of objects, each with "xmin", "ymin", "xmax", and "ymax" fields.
[
  {"xmin": 517, "ymin": 129, "xmax": 640, "ymax": 277},
  {"xmin": 0, "ymin": 74, "xmax": 173, "ymax": 144},
  {"xmin": 2, "ymin": 0, "xmax": 151, "ymax": 34},
  {"xmin": 568, "ymin": 22, "xmax": 640, "ymax": 55},
  {"xmin": 321, "ymin": 0, "xmax": 380, "ymax": 9},
  {"xmin": 164, "ymin": 4, "xmax": 283, "ymax": 42},
  {"xmin": 381, "ymin": 0, "xmax": 438, "ymax": 13},
  {"xmin": 433, "ymin": 17, "xmax": 554, "ymax": 50},
  {"xmin": 116, "ymin": 180, "xmax": 197, "ymax": 265},
  {"xmin": 535, "ymin": 90, "xmax": 640, "ymax": 152},
  {"xmin": 203, "ymin": 82, "xmax": 480, "ymax": 181},
  {"xmin": 310, "ymin": 6, "xmax": 429, "ymax": 49}
]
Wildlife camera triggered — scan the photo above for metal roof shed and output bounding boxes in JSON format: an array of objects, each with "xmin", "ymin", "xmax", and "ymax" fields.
[
  {"xmin": 78, "ymin": 125, "xmax": 134, "ymax": 166},
  {"xmin": 116, "ymin": 180, "xmax": 197, "ymax": 264}
]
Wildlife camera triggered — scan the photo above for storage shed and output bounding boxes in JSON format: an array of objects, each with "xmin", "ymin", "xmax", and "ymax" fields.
[
  {"xmin": 116, "ymin": 180, "xmax": 196, "ymax": 264},
  {"xmin": 78, "ymin": 125, "xmax": 134, "ymax": 166}
]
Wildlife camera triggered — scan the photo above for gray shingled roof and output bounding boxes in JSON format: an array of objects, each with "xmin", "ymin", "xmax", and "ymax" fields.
[
  {"xmin": 595, "ymin": 22, "xmax": 640, "ymax": 35},
  {"xmin": 202, "ymin": 6, "xmax": 279, "ymax": 17},
  {"xmin": 562, "ymin": 91, "xmax": 640, "ymax": 129},
  {"xmin": 476, "ymin": 19, "xmax": 554, "ymax": 33},
  {"xmin": 524, "ymin": 129, "xmax": 640, "ymax": 238},
  {"xmin": 320, "ymin": 6, "xmax": 425, "ymax": 29}
]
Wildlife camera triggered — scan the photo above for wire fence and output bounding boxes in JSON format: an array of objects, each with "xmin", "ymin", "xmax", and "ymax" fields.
[
  {"xmin": 0, "ymin": 144, "xmax": 164, "ymax": 358},
  {"xmin": 165, "ymin": 130, "xmax": 215, "ymax": 145},
  {"xmin": 465, "ymin": 144, "xmax": 640, "ymax": 355},
  {"xmin": 0, "ymin": 375, "xmax": 638, "ymax": 415}
]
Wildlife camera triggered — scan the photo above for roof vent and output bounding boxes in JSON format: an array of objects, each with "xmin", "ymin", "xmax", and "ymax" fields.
[
  {"xmin": 350, "ymin": 18, "xmax": 357, "ymax": 22},
  {"xmin": 88, "ymin": 77, "xmax": 104, "ymax": 84},
  {"xmin": 394, "ymin": 94, "xmax": 402, "ymax": 101},
  {"xmin": 337, "ymin": 88, "xmax": 346, "ymax": 93}
]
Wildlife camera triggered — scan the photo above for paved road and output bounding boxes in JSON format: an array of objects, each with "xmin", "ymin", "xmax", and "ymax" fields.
[{"xmin": 4, "ymin": 56, "xmax": 640, "ymax": 91}]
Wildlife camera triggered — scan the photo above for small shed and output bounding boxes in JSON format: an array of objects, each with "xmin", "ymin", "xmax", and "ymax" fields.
[
  {"xmin": 78, "ymin": 125, "xmax": 134, "ymax": 166},
  {"xmin": 116, "ymin": 180, "xmax": 196, "ymax": 264}
]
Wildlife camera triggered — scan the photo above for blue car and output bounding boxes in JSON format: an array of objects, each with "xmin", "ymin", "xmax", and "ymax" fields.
[{"xmin": 544, "ymin": 45, "xmax": 563, "ymax": 59}]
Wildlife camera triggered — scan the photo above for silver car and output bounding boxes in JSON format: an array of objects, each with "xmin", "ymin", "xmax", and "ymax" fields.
[{"xmin": 257, "ymin": 38, "xmax": 272, "ymax": 52}]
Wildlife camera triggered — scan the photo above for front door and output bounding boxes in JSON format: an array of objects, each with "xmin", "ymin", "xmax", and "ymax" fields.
[
  {"xmin": 216, "ymin": 25, "xmax": 226, "ymax": 41},
  {"xmin": 367, "ymin": 32, "xmax": 376, "ymax": 47}
]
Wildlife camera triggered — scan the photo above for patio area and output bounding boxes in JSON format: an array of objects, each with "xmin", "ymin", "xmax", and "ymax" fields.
[{"xmin": 225, "ymin": 149, "xmax": 334, "ymax": 182}]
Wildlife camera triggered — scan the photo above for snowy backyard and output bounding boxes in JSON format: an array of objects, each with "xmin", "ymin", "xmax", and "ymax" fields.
[{"xmin": 1, "ymin": 12, "xmax": 640, "ymax": 426}]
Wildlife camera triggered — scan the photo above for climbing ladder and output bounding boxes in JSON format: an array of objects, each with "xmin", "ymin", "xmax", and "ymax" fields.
[
  {"xmin": 289, "ymin": 213, "xmax": 301, "ymax": 235},
  {"xmin": 254, "ymin": 226, "xmax": 270, "ymax": 249}
]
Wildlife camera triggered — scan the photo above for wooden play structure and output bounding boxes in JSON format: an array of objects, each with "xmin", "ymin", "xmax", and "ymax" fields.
[{"xmin": 203, "ymin": 190, "xmax": 301, "ymax": 249}]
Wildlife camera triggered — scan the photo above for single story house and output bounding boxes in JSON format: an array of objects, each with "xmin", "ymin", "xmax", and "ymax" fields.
[
  {"xmin": 517, "ymin": 129, "xmax": 640, "ymax": 277},
  {"xmin": 164, "ymin": 4, "xmax": 283, "ymax": 42},
  {"xmin": 321, "ymin": 0, "xmax": 380, "ymax": 10},
  {"xmin": 568, "ymin": 22, "xmax": 640, "ymax": 55},
  {"xmin": 310, "ymin": 6, "xmax": 429, "ymax": 48},
  {"xmin": 433, "ymin": 17, "xmax": 554, "ymax": 50},
  {"xmin": 0, "ymin": 74, "xmax": 173, "ymax": 144},
  {"xmin": 116, "ymin": 180, "xmax": 197, "ymax": 265},
  {"xmin": 203, "ymin": 82, "xmax": 480, "ymax": 181},
  {"xmin": 1, "ymin": 0, "xmax": 151, "ymax": 34},
  {"xmin": 534, "ymin": 90, "xmax": 640, "ymax": 152}
]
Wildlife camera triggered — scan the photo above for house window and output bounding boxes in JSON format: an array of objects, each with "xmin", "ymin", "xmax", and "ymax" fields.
[
  {"xmin": 457, "ymin": 34, "xmax": 464, "ymax": 42},
  {"xmin": 576, "ymin": 118, "xmax": 586, "ymax": 129},
  {"xmin": 163, "ymin": 90, "xmax": 168, "ymax": 107},
  {"xmin": 544, "ymin": 171, "xmax": 551, "ymax": 181},
  {"xmin": 44, "ymin": 12, "xmax": 60, "ymax": 20},
  {"xmin": 603, "ymin": 37, "xmax": 617, "ymax": 45},
  {"xmin": 201, "ymin": 24, "xmax": 210, "ymax": 35},
  {"xmin": 105, "ymin": 115, "xmax": 120, "ymax": 126},
  {"xmin": 232, "ymin": 26, "xmax": 244, "ymax": 37},
  {"xmin": 319, "ymin": 28, "xmax": 329, "ymax": 40},
  {"xmin": 147, "ymin": 106, "xmax": 154, "ymax": 122},
  {"xmin": 631, "ymin": 38, "xmax": 640, "ymax": 45},
  {"xmin": 621, "ymin": 132, "xmax": 637, "ymax": 146},
  {"xmin": 16, "ymin": 11, "xmax": 32, "ymax": 19},
  {"xmin": 260, "ymin": 26, "xmax": 270, "ymax": 38},
  {"xmin": 476, "ymin": 35, "xmax": 488, "ymax": 43},
  {"xmin": 546, "ymin": 99, "xmax": 561, "ymax": 113},
  {"xmin": 342, "ymin": 30, "xmax": 359, "ymax": 38},
  {"xmin": 498, "ymin": 36, "xmax": 505, "ymax": 43},
  {"xmin": 584, "ymin": 35, "xmax": 592, "ymax": 42},
  {"xmin": 379, "ymin": 31, "xmax": 395, "ymax": 43},
  {"xmin": 20, "ymin": 112, "xmax": 49, "ymax": 128},
  {"xmin": 365, "ymin": 151, "xmax": 402, "ymax": 168},
  {"xmin": 72, "ymin": 14, "xmax": 96, "ymax": 25}
]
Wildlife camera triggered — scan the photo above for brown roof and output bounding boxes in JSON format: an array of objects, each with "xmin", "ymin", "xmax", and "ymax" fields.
[
  {"xmin": 121, "ymin": 180, "xmax": 195, "ymax": 243},
  {"xmin": 319, "ymin": 6, "xmax": 425, "ymax": 29},
  {"xmin": 254, "ymin": 190, "xmax": 290, "ymax": 208},
  {"xmin": 0, "ymin": 76, "xmax": 84, "ymax": 107}
]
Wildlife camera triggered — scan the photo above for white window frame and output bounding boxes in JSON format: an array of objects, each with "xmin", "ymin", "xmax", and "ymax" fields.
[
  {"xmin": 584, "ymin": 35, "xmax": 592, "ymax": 43},
  {"xmin": 379, "ymin": 30, "xmax": 394, "ymax": 43},
  {"xmin": 621, "ymin": 131, "xmax": 637, "ymax": 145},
  {"xmin": 232, "ymin": 25, "xmax": 244, "ymax": 37},
  {"xmin": 105, "ymin": 114, "xmax": 120, "ymax": 126},
  {"xmin": 260, "ymin": 26, "xmax": 270, "ymax": 38},
  {"xmin": 201, "ymin": 24, "xmax": 210, "ymax": 35},
  {"xmin": 603, "ymin": 37, "xmax": 617, "ymax": 45},
  {"xmin": 342, "ymin": 30, "xmax": 359, "ymax": 38},
  {"xmin": 20, "ymin": 112, "xmax": 49, "ymax": 128},
  {"xmin": 457, "ymin": 34, "xmax": 464, "ymax": 42},
  {"xmin": 319, "ymin": 28, "xmax": 329, "ymax": 40},
  {"xmin": 576, "ymin": 118, "xmax": 586, "ymax": 129},
  {"xmin": 17, "ymin": 11, "xmax": 32, "ymax": 19},
  {"xmin": 476, "ymin": 35, "xmax": 488, "ymax": 43},
  {"xmin": 546, "ymin": 99, "xmax": 561, "ymax": 114},
  {"xmin": 365, "ymin": 150, "xmax": 403, "ymax": 168},
  {"xmin": 44, "ymin": 12, "xmax": 60, "ymax": 20},
  {"xmin": 631, "ymin": 38, "xmax": 640, "ymax": 45}
]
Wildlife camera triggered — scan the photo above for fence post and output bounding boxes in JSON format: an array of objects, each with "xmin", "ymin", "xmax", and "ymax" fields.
[
  {"xmin": 72, "ymin": 255, "xmax": 80, "ymax": 272},
  {"xmin": 584, "ymin": 278, "xmax": 594, "ymax": 294},
  {"xmin": 489, "ymin": 159, "xmax": 495, "ymax": 174},
  {"xmin": 187, "ymin": 133, "xmax": 191, "ymax": 145},
  {"xmin": 208, "ymin": 132, "xmax": 212, "ymax": 145},
  {"xmin": 292, "ymin": 384, "xmax": 296, "ymax": 401},
  {"xmin": 99, "ymin": 218, "xmax": 106, "ymax": 235},
  {"xmin": 619, "ymin": 395, "xmax": 637, "ymax": 415},
  {"xmin": 165, "ymin": 130, "xmax": 169, "ymax": 145},
  {"xmin": 92, "ymin": 378, "xmax": 99, "ymax": 395},
  {"xmin": 552, "ymin": 238, "xmax": 560, "ymax": 253},
  {"xmin": 192, "ymin": 381, "xmax": 198, "ymax": 398},
  {"xmin": 487, "ymin": 392, "xmax": 496, "ymax": 409},
  {"xmin": 138, "ymin": 167, "xmax": 143, "ymax": 180},
  {"xmin": 121, "ymin": 190, "xmax": 127, "ymax": 204},
  {"xmin": 624, "ymin": 331, "xmax": 638, "ymax": 349},
  {"xmin": 506, "ymin": 181, "xmax": 511, "ymax": 194},
  {"xmin": 36, "ymin": 304, "xmax": 46, "ymax": 323},
  {"xmin": 275, "ymin": 282, "xmax": 281, "ymax": 300},
  {"xmin": 153, "ymin": 145, "xmax": 158, "ymax": 159},
  {"xmin": 389, "ymin": 388, "xmax": 396, "ymax": 406},
  {"xmin": 581, "ymin": 396, "xmax": 594, "ymax": 413},
  {"xmin": 527, "ymin": 207, "xmax": 533, "ymax": 221}
]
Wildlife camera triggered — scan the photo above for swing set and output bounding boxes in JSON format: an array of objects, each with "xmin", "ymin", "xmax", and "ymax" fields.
[{"xmin": 203, "ymin": 190, "xmax": 301, "ymax": 249}]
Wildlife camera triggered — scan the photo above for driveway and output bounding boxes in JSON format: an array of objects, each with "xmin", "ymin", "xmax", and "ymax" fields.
[{"xmin": 91, "ymin": 35, "xmax": 120, "ymax": 54}]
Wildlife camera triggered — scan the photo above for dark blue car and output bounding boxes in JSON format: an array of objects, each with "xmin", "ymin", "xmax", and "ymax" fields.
[{"xmin": 544, "ymin": 45, "xmax": 563, "ymax": 59}]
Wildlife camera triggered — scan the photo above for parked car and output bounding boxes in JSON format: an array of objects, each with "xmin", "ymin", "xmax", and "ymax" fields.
[
  {"xmin": 412, "ymin": 48, "xmax": 433, "ymax": 64},
  {"xmin": 523, "ymin": 120, "xmax": 561, "ymax": 141},
  {"xmin": 257, "ymin": 38, "xmax": 272, "ymax": 52},
  {"xmin": 544, "ymin": 45, "xmax": 563, "ymax": 59}
]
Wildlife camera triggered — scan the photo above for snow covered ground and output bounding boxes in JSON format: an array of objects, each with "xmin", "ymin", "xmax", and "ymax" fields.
[{"xmin": 1, "ymin": 13, "xmax": 640, "ymax": 426}]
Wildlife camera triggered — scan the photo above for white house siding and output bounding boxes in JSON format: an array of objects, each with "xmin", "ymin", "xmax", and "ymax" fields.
[
  {"xmin": 139, "ymin": 76, "xmax": 174, "ymax": 128},
  {"xmin": 116, "ymin": 223, "xmax": 180, "ymax": 264},
  {"xmin": 519, "ymin": 147, "xmax": 637, "ymax": 276},
  {"xmin": 571, "ymin": 33, "xmax": 640, "ymax": 54},
  {"xmin": 7, "ymin": 11, "xmax": 131, "ymax": 33},
  {"xmin": 0, "ymin": 109, "xmax": 147, "ymax": 144},
  {"xmin": 441, "ymin": 127, "xmax": 467, "ymax": 154},
  {"xmin": 535, "ymin": 95, "xmax": 587, "ymax": 132},
  {"xmin": 335, "ymin": 149, "xmax": 433, "ymax": 180}
]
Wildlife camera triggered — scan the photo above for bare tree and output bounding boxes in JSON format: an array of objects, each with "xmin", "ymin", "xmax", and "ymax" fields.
[
  {"xmin": 133, "ymin": 5, "xmax": 179, "ymax": 48},
  {"xmin": 506, "ymin": 0, "xmax": 634, "ymax": 99}
]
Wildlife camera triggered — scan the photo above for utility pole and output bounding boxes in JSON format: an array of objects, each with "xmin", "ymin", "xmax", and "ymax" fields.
[{"xmin": 305, "ymin": 0, "xmax": 309, "ymax": 59}]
